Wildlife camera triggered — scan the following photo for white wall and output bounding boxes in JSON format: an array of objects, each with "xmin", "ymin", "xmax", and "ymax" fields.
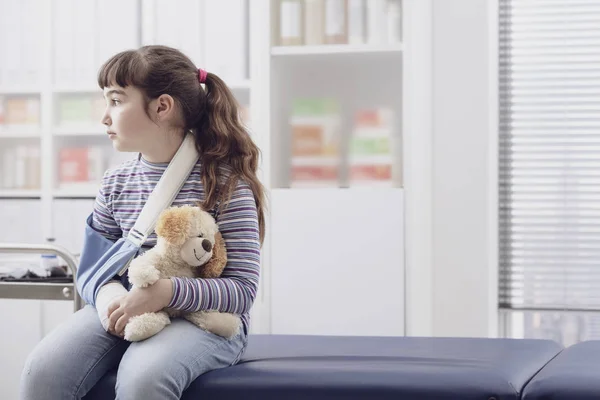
[
  {"xmin": 430, "ymin": 0, "xmax": 497, "ymax": 337},
  {"xmin": 404, "ymin": 0, "xmax": 497, "ymax": 338},
  {"xmin": 402, "ymin": 0, "xmax": 434, "ymax": 337}
]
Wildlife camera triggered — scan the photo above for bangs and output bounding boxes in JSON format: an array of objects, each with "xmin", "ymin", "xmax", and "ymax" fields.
[{"xmin": 97, "ymin": 50, "xmax": 147, "ymax": 89}]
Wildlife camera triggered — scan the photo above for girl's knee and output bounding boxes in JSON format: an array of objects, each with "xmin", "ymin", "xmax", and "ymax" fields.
[
  {"xmin": 20, "ymin": 344, "xmax": 76, "ymax": 400},
  {"xmin": 19, "ymin": 315, "xmax": 125, "ymax": 400},
  {"xmin": 21, "ymin": 341, "xmax": 56, "ymax": 385}
]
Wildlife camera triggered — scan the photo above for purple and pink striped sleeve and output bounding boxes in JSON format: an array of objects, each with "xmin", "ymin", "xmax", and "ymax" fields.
[
  {"xmin": 91, "ymin": 171, "xmax": 123, "ymax": 242},
  {"xmin": 167, "ymin": 181, "xmax": 261, "ymax": 315}
]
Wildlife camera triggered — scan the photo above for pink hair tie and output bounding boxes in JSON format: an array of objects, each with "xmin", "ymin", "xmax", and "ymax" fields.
[{"xmin": 198, "ymin": 68, "xmax": 208, "ymax": 83}]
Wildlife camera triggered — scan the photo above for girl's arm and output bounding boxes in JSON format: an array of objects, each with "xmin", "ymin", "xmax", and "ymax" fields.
[
  {"xmin": 89, "ymin": 170, "xmax": 128, "ymax": 332},
  {"xmin": 91, "ymin": 170, "xmax": 123, "ymax": 242},
  {"xmin": 166, "ymin": 181, "xmax": 261, "ymax": 315}
]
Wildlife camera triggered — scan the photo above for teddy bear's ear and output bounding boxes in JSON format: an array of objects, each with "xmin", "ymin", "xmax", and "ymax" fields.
[
  {"xmin": 155, "ymin": 206, "xmax": 193, "ymax": 246},
  {"xmin": 198, "ymin": 231, "xmax": 228, "ymax": 278}
]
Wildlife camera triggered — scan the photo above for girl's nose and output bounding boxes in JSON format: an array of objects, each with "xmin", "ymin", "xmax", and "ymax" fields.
[{"xmin": 101, "ymin": 109, "xmax": 111, "ymax": 126}]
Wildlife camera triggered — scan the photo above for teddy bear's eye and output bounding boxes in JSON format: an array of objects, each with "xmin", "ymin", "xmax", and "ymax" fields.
[{"xmin": 198, "ymin": 233, "xmax": 204, "ymax": 238}]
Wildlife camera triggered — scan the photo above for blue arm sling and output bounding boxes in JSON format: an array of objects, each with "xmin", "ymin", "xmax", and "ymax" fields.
[{"xmin": 75, "ymin": 134, "xmax": 200, "ymax": 306}]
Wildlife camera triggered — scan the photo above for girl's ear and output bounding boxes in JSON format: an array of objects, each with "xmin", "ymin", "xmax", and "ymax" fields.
[{"xmin": 155, "ymin": 94, "xmax": 175, "ymax": 121}]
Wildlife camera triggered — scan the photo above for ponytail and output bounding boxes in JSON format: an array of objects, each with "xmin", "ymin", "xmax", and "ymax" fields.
[{"xmin": 195, "ymin": 72, "xmax": 266, "ymax": 245}]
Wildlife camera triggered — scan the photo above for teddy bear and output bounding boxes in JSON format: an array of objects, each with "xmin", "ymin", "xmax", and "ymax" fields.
[{"xmin": 122, "ymin": 204, "xmax": 241, "ymax": 342}]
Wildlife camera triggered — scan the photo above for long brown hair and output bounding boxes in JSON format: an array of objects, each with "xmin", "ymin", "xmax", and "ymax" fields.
[{"xmin": 97, "ymin": 45, "xmax": 266, "ymax": 244}]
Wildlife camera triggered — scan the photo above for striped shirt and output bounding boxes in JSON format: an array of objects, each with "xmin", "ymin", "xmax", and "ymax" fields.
[{"xmin": 91, "ymin": 155, "xmax": 261, "ymax": 334}]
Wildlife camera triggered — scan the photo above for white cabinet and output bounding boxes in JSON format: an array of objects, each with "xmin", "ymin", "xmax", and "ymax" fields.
[
  {"xmin": 270, "ymin": 188, "xmax": 404, "ymax": 336},
  {"xmin": 0, "ymin": 199, "xmax": 43, "ymax": 245},
  {"xmin": 0, "ymin": 300, "xmax": 42, "ymax": 400},
  {"xmin": 0, "ymin": 299, "xmax": 73, "ymax": 400},
  {"xmin": 249, "ymin": 0, "xmax": 407, "ymax": 335},
  {"xmin": 52, "ymin": 199, "xmax": 95, "ymax": 255}
]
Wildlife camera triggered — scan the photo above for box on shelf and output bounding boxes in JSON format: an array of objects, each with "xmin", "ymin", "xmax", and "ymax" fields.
[
  {"xmin": 52, "ymin": 0, "xmax": 138, "ymax": 88},
  {"xmin": 0, "ymin": 145, "xmax": 41, "ymax": 190},
  {"xmin": 0, "ymin": 0, "xmax": 45, "ymax": 88},
  {"xmin": 0, "ymin": 96, "xmax": 40, "ymax": 129},
  {"xmin": 55, "ymin": 94, "xmax": 105, "ymax": 132},
  {"xmin": 276, "ymin": 0, "xmax": 305, "ymax": 46},
  {"xmin": 348, "ymin": 108, "xmax": 395, "ymax": 187},
  {"xmin": 56, "ymin": 145, "xmax": 137, "ymax": 193},
  {"xmin": 324, "ymin": 0, "xmax": 348, "ymax": 44},
  {"xmin": 204, "ymin": 0, "xmax": 249, "ymax": 83},
  {"xmin": 274, "ymin": 0, "xmax": 402, "ymax": 47},
  {"xmin": 91, "ymin": 97, "xmax": 105, "ymax": 122},
  {"xmin": 289, "ymin": 97, "xmax": 342, "ymax": 187},
  {"xmin": 57, "ymin": 146, "xmax": 105, "ymax": 192}
]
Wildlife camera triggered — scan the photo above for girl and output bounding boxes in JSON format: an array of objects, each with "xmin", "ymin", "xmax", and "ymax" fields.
[{"xmin": 19, "ymin": 45, "xmax": 265, "ymax": 400}]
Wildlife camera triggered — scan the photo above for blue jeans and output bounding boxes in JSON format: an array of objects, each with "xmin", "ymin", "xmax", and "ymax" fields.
[{"xmin": 19, "ymin": 305, "xmax": 248, "ymax": 400}]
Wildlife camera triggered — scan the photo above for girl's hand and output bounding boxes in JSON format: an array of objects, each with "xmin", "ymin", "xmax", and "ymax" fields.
[
  {"xmin": 107, "ymin": 278, "xmax": 174, "ymax": 337},
  {"xmin": 104, "ymin": 295, "xmax": 127, "ymax": 337}
]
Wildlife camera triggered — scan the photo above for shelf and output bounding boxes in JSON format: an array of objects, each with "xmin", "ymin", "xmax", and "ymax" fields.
[
  {"xmin": 0, "ymin": 190, "xmax": 41, "ymax": 198},
  {"xmin": 271, "ymin": 44, "xmax": 403, "ymax": 56},
  {"xmin": 0, "ymin": 87, "xmax": 41, "ymax": 95},
  {"xmin": 272, "ymin": 184, "xmax": 403, "ymax": 190},
  {"xmin": 52, "ymin": 190, "xmax": 97, "ymax": 199},
  {"xmin": 53, "ymin": 185, "xmax": 98, "ymax": 199},
  {"xmin": 275, "ymin": 182, "xmax": 403, "ymax": 190},
  {"xmin": 53, "ymin": 126, "xmax": 105, "ymax": 137},
  {"xmin": 52, "ymin": 82, "xmax": 250, "ymax": 93},
  {"xmin": 52, "ymin": 85, "xmax": 101, "ymax": 94},
  {"xmin": 0, "ymin": 127, "xmax": 41, "ymax": 139},
  {"xmin": 52, "ymin": 81, "xmax": 250, "ymax": 95}
]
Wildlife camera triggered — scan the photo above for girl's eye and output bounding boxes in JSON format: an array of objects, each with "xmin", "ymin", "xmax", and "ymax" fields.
[{"xmin": 111, "ymin": 99, "xmax": 120, "ymax": 106}]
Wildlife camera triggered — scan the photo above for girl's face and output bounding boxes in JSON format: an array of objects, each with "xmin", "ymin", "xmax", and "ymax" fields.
[{"xmin": 101, "ymin": 85, "xmax": 161, "ymax": 154}]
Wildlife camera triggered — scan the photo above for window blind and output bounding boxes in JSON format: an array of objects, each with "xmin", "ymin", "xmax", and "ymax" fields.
[{"xmin": 499, "ymin": 0, "xmax": 600, "ymax": 311}]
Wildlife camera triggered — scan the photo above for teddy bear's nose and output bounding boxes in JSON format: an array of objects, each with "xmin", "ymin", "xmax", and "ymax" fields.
[{"xmin": 202, "ymin": 239, "xmax": 212, "ymax": 252}]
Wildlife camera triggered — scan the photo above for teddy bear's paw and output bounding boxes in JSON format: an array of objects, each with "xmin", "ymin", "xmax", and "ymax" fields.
[
  {"xmin": 128, "ymin": 265, "xmax": 161, "ymax": 288},
  {"xmin": 124, "ymin": 311, "xmax": 171, "ymax": 342}
]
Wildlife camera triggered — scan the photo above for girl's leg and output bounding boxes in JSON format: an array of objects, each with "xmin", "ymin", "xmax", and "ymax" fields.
[
  {"xmin": 19, "ymin": 305, "xmax": 129, "ymax": 400},
  {"xmin": 115, "ymin": 317, "xmax": 247, "ymax": 400}
]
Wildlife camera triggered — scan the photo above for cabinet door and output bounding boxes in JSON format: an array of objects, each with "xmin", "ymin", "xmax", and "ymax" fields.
[
  {"xmin": 52, "ymin": 199, "xmax": 95, "ymax": 255},
  {"xmin": 0, "ymin": 299, "xmax": 42, "ymax": 400},
  {"xmin": 0, "ymin": 199, "xmax": 43, "ymax": 244},
  {"xmin": 270, "ymin": 188, "xmax": 404, "ymax": 336},
  {"xmin": 0, "ymin": 299, "xmax": 75, "ymax": 399}
]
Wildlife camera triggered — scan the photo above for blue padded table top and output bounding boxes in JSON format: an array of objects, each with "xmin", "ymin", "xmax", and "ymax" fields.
[
  {"xmin": 186, "ymin": 334, "xmax": 561, "ymax": 400},
  {"xmin": 523, "ymin": 340, "xmax": 600, "ymax": 400},
  {"xmin": 85, "ymin": 334, "xmax": 562, "ymax": 400}
]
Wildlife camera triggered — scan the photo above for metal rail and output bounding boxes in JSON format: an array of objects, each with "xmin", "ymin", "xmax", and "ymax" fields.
[{"xmin": 0, "ymin": 243, "xmax": 83, "ymax": 312}]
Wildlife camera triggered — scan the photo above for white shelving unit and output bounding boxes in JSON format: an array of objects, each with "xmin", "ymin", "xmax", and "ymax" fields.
[
  {"xmin": 248, "ymin": 0, "xmax": 407, "ymax": 336},
  {"xmin": 0, "ymin": 87, "xmax": 42, "ymax": 95},
  {"xmin": 271, "ymin": 43, "xmax": 404, "ymax": 56},
  {"xmin": 0, "ymin": 189, "xmax": 42, "ymax": 198},
  {"xmin": 0, "ymin": 130, "xmax": 41, "ymax": 139},
  {"xmin": 0, "ymin": 0, "xmax": 251, "ymax": 247}
]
